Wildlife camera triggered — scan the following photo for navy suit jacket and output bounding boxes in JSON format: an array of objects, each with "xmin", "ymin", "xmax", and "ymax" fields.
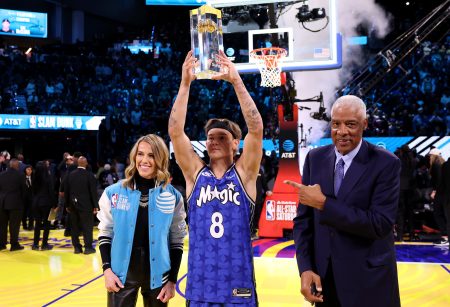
[{"xmin": 293, "ymin": 140, "xmax": 401, "ymax": 307}]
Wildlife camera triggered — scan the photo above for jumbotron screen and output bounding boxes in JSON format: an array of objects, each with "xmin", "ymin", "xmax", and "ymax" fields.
[
  {"xmin": 0, "ymin": 9, "xmax": 47, "ymax": 38},
  {"xmin": 146, "ymin": 0, "xmax": 206, "ymax": 5}
]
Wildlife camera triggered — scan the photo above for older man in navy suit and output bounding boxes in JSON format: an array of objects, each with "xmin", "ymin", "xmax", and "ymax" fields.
[{"xmin": 285, "ymin": 95, "xmax": 401, "ymax": 307}]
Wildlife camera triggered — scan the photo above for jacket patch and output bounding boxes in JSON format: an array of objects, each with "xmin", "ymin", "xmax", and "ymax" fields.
[
  {"xmin": 111, "ymin": 193, "xmax": 118, "ymax": 208},
  {"xmin": 112, "ymin": 194, "xmax": 130, "ymax": 211},
  {"xmin": 156, "ymin": 192, "xmax": 176, "ymax": 214}
]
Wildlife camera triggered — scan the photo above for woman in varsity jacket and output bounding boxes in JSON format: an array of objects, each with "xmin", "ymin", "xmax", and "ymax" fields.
[{"xmin": 97, "ymin": 134, "xmax": 187, "ymax": 307}]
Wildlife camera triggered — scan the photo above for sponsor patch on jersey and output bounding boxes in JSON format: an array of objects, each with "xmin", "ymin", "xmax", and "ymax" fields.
[
  {"xmin": 232, "ymin": 288, "xmax": 252, "ymax": 297},
  {"xmin": 201, "ymin": 171, "xmax": 212, "ymax": 177},
  {"xmin": 111, "ymin": 193, "xmax": 118, "ymax": 208},
  {"xmin": 225, "ymin": 173, "xmax": 236, "ymax": 180}
]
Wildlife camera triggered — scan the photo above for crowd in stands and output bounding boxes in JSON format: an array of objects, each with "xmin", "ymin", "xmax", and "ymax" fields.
[
  {"xmin": 0, "ymin": 26, "xmax": 281, "ymax": 160},
  {"xmin": 0, "ymin": 26, "xmax": 448, "ymax": 160},
  {"xmin": 362, "ymin": 39, "xmax": 450, "ymax": 136}
]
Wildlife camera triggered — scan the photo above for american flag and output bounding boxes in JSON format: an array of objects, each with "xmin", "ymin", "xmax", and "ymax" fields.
[{"xmin": 313, "ymin": 47, "xmax": 330, "ymax": 58}]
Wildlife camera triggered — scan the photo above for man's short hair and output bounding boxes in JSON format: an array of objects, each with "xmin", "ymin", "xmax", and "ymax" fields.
[
  {"xmin": 331, "ymin": 95, "xmax": 367, "ymax": 119},
  {"xmin": 2, "ymin": 19, "xmax": 10, "ymax": 23},
  {"xmin": 204, "ymin": 118, "xmax": 242, "ymax": 140}
]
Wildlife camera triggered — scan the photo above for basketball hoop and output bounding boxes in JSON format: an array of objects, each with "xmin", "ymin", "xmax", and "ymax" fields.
[{"xmin": 250, "ymin": 47, "xmax": 287, "ymax": 88}]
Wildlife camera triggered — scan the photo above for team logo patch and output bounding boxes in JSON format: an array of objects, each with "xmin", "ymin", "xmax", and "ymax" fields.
[
  {"xmin": 156, "ymin": 192, "xmax": 176, "ymax": 214},
  {"xmin": 111, "ymin": 193, "xmax": 119, "ymax": 208}
]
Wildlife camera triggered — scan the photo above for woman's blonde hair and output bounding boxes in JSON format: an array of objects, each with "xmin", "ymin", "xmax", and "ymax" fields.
[
  {"xmin": 429, "ymin": 153, "xmax": 445, "ymax": 169},
  {"xmin": 122, "ymin": 134, "xmax": 170, "ymax": 189}
]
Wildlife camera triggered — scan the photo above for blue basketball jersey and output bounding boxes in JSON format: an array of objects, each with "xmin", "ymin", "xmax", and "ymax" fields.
[{"xmin": 186, "ymin": 164, "xmax": 257, "ymax": 304}]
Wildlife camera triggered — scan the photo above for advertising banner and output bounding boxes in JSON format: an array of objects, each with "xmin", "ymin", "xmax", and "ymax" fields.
[
  {"xmin": 259, "ymin": 104, "xmax": 301, "ymax": 238},
  {"xmin": 0, "ymin": 114, "xmax": 105, "ymax": 131}
]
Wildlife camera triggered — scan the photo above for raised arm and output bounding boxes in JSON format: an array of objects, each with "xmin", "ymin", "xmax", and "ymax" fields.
[
  {"xmin": 213, "ymin": 51, "xmax": 263, "ymax": 187},
  {"xmin": 168, "ymin": 51, "xmax": 205, "ymax": 188}
]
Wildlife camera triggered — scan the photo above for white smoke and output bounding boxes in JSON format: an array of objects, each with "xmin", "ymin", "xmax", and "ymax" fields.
[{"xmin": 278, "ymin": 0, "xmax": 392, "ymax": 144}]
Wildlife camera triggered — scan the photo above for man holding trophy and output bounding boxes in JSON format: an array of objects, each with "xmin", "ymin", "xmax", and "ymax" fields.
[{"xmin": 168, "ymin": 6, "xmax": 263, "ymax": 306}]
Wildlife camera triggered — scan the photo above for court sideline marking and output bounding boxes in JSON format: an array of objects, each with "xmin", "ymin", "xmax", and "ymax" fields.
[{"xmin": 42, "ymin": 274, "xmax": 103, "ymax": 306}]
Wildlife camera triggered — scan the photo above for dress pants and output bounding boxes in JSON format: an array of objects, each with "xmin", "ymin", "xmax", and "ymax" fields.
[
  {"xmin": 108, "ymin": 247, "xmax": 166, "ymax": 307},
  {"xmin": 33, "ymin": 206, "xmax": 52, "ymax": 246},
  {"xmin": 22, "ymin": 199, "xmax": 33, "ymax": 229},
  {"xmin": 316, "ymin": 261, "xmax": 341, "ymax": 307},
  {"xmin": 0, "ymin": 208, "xmax": 23, "ymax": 247},
  {"xmin": 70, "ymin": 209, "xmax": 94, "ymax": 249}
]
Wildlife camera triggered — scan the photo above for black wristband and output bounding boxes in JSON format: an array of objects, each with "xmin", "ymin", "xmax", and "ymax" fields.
[
  {"xmin": 102, "ymin": 262, "xmax": 111, "ymax": 272},
  {"xmin": 169, "ymin": 248, "xmax": 183, "ymax": 283},
  {"xmin": 98, "ymin": 236, "xmax": 112, "ymax": 272}
]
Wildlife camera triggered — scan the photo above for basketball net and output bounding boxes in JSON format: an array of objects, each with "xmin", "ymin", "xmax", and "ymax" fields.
[{"xmin": 250, "ymin": 47, "xmax": 287, "ymax": 88}]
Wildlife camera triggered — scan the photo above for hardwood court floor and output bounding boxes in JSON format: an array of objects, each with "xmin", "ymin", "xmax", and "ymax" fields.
[{"xmin": 0, "ymin": 229, "xmax": 449, "ymax": 307}]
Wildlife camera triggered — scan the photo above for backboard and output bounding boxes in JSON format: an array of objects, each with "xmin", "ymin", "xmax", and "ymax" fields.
[{"xmin": 206, "ymin": 0, "xmax": 341, "ymax": 73}]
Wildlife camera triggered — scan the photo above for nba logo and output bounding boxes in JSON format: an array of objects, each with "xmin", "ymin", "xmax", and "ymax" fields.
[
  {"xmin": 266, "ymin": 200, "xmax": 275, "ymax": 221},
  {"xmin": 30, "ymin": 116, "xmax": 36, "ymax": 129},
  {"xmin": 111, "ymin": 193, "xmax": 118, "ymax": 208}
]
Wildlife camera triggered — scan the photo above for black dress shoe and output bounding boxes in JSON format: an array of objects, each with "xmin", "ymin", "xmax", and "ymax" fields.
[
  {"xmin": 74, "ymin": 247, "xmax": 83, "ymax": 254},
  {"xmin": 83, "ymin": 248, "xmax": 96, "ymax": 255},
  {"xmin": 10, "ymin": 245, "xmax": 25, "ymax": 251},
  {"xmin": 31, "ymin": 245, "xmax": 40, "ymax": 251},
  {"xmin": 41, "ymin": 244, "xmax": 53, "ymax": 251},
  {"xmin": 0, "ymin": 245, "xmax": 7, "ymax": 251}
]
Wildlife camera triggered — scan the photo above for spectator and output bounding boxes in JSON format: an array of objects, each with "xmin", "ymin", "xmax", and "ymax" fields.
[
  {"xmin": 64, "ymin": 156, "xmax": 98, "ymax": 254},
  {"xmin": 0, "ymin": 159, "xmax": 26, "ymax": 251},
  {"xmin": 31, "ymin": 161, "xmax": 57, "ymax": 251}
]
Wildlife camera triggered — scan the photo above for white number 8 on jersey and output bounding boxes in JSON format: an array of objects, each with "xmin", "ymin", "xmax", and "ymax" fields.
[{"xmin": 210, "ymin": 212, "xmax": 224, "ymax": 239}]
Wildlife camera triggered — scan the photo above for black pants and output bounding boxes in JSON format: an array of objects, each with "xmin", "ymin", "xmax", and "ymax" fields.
[
  {"xmin": 444, "ymin": 201, "xmax": 450, "ymax": 245},
  {"xmin": 108, "ymin": 247, "xmax": 167, "ymax": 307},
  {"xmin": 33, "ymin": 206, "xmax": 52, "ymax": 246},
  {"xmin": 22, "ymin": 199, "xmax": 33, "ymax": 229},
  {"xmin": 0, "ymin": 209, "xmax": 22, "ymax": 247},
  {"xmin": 396, "ymin": 189, "xmax": 414, "ymax": 239},
  {"xmin": 70, "ymin": 209, "xmax": 94, "ymax": 249},
  {"xmin": 316, "ymin": 262, "xmax": 341, "ymax": 307},
  {"xmin": 433, "ymin": 200, "xmax": 447, "ymax": 236}
]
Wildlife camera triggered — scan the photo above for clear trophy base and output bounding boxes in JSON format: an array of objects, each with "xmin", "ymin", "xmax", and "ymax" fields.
[{"xmin": 196, "ymin": 70, "xmax": 221, "ymax": 79}]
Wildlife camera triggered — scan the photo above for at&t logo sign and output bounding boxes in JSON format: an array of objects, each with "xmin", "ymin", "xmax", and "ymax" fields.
[{"xmin": 281, "ymin": 139, "xmax": 296, "ymax": 158}]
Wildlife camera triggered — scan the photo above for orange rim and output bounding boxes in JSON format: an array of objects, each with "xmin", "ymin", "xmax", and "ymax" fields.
[{"xmin": 250, "ymin": 47, "xmax": 287, "ymax": 68}]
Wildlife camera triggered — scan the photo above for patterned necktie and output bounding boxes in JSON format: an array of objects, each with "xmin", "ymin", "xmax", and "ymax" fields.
[{"xmin": 334, "ymin": 158, "xmax": 345, "ymax": 195}]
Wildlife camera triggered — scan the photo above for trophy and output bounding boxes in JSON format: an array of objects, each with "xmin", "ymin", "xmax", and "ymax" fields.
[{"xmin": 190, "ymin": 4, "xmax": 224, "ymax": 79}]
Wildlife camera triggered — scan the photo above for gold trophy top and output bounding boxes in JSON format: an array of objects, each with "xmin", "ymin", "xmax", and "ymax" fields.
[{"xmin": 190, "ymin": 4, "xmax": 222, "ymax": 18}]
